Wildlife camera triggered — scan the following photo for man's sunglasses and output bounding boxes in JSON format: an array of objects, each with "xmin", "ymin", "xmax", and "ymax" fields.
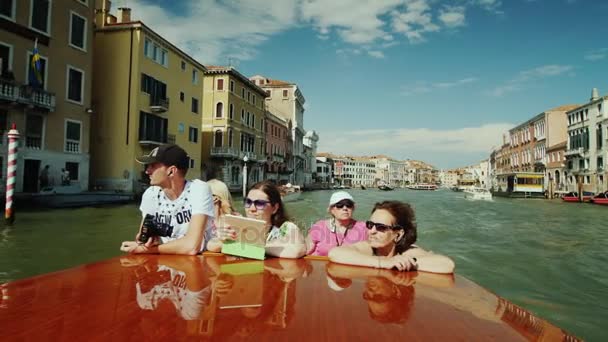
[
  {"xmin": 332, "ymin": 200, "xmax": 354, "ymax": 209},
  {"xmin": 365, "ymin": 220, "xmax": 402, "ymax": 232},
  {"xmin": 244, "ymin": 198, "xmax": 271, "ymax": 210}
]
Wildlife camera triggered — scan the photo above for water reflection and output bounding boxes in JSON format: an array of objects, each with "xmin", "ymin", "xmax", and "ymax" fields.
[{"xmin": 121, "ymin": 255, "xmax": 312, "ymax": 339}]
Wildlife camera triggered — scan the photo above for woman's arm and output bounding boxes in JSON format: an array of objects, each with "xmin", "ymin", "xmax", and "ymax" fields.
[
  {"xmin": 329, "ymin": 242, "xmax": 418, "ymax": 271},
  {"xmin": 265, "ymin": 222, "xmax": 307, "ymax": 259},
  {"xmin": 403, "ymin": 248, "xmax": 455, "ymax": 274},
  {"xmin": 328, "ymin": 242, "xmax": 381, "ymax": 268}
]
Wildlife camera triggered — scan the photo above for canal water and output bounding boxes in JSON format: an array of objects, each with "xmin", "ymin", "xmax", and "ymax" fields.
[{"xmin": 1, "ymin": 189, "xmax": 606, "ymax": 340}]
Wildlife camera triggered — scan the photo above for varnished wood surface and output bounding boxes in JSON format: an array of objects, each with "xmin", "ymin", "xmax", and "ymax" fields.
[{"xmin": 0, "ymin": 254, "xmax": 581, "ymax": 341}]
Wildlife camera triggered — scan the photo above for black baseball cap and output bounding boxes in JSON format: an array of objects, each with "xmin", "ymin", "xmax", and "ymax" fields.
[{"xmin": 136, "ymin": 144, "xmax": 189, "ymax": 170}]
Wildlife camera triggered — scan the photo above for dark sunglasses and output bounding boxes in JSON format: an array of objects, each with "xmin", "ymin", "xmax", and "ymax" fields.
[
  {"xmin": 365, "ymin": 220, "xmax": 402, "ymax": 232},
  {"xmin": 333, "ymin": 200, "xmax": 354, "ymax": 209},
  {"xmin": 244, "ymin": 198, "xmax": 271, "ymax": 210}
]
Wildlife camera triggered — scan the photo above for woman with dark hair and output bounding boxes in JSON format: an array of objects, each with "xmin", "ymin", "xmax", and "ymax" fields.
[
  {"xmin": 210, "ymin": 181, "xmax": 306, "ymax": 258},
  {"xmin": 245, "ymin": 181, "xmax": 306, "ymax": 258},
  {"xmin": 329, "ymin": 200, "xmax": 454, "ymax": 273}
]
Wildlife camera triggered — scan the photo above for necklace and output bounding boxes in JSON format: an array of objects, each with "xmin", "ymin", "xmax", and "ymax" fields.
[{"xmin": 331, "ymin": 218, "xmax": 353, "ymax": 247}]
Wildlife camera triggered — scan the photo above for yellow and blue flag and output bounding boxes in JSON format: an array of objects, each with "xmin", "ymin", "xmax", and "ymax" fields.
[{"xmin": 29, "ymin": 39, "xmax": 43, "ymax": 88}]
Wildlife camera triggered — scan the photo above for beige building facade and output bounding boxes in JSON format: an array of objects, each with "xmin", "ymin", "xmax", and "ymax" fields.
[
  {"xmin": 91, "ymin": 2, "xmax": 206, "ymax": 192},
  {"xmin": 1, "ymin": 0, "xmax": 94, "ymax": 192},
  {"xmin": 202, "ymin": 66, "xmax": 267, "ymax": 191}
]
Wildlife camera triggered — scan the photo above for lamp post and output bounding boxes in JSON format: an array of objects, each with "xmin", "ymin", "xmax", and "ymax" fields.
[{"xmin": 242, "ymin": 155, "xmax": 249, "ymax": 198}]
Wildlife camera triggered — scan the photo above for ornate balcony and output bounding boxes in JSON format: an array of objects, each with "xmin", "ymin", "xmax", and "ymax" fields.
[
  {"xmin": 0, "ymin": 79, "xmax": 56, "ymax": 111},
  {"xmin": 564, "ymin": 148, "xmax": 583, "ymax": 158},
  {"xmin": 210, "ymin": 147, "xmax": 239, "ymax": 159}
]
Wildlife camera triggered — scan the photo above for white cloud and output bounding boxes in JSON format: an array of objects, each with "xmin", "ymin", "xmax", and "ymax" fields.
[
  {"xmin": 317, "ymin": 123, "xmax": 513, "ymax": 166},
  {"xmin": 584, "ymin": 48, "xmax": 608, "ymax": 61},
  {"xmin": 368, "ymin": 50, "xmax": 385, "ymax": 58},
  {"xmin": 471, "ymin": 0, "xmax": 503, "ymax": 14},
  {"xmin": 439, "ymin": 6, "xmax": 466, "ymax": 28},
  {"xmin": 401, "ymin": 77, "xmax": 477, "ymax": 96},
  {"xmin": 488, "ymin": 64, "xmax": 574, "ymax": 97},
  {"xmin": 121, "ymin": 0, "xmax": 503, "ymax": 64}
]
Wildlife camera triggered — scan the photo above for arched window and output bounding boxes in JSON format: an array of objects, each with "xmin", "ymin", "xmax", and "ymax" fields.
[
  {"xmin": 228, "ymin": 128, "xmax": 233, "ymax": 147},
  {"xmin": 241, "ymin": 109, "xmax": 245, "ymax": 121},
  {"xmin": 216, "ymin": 102, "xmax": 223, "ymax": 118},
  {"xmin": 246, "ymin": 112, "xmax": 250, "ymax": 126},
  {"xmin": 252, "ymin": 114, "xmax": 255, "ymax": 128},
  {"xmin": 229, "ymin": 104, "xmax": 234, "ymax": 119},
  {"xmin": 214, "ymin": 130, "xmax": 223, "ymax": 148}
]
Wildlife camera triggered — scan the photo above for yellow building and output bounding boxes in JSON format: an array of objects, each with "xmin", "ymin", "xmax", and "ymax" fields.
[
  {"xmin": 91, "ymin": 2, "xmax": 206, "ymax": 193},
  {"xmin": 0, "ymin": 0, "xmax": 93, "ymax": 193},
  {"xmin": 202, "ymin": 66, "xmax": 267, "ymax": 191}
]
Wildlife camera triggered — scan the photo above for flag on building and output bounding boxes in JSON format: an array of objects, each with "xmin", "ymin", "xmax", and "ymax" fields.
[{"xmin": 29, "ymin": 39, "xmax": 43, "ymax": 88}]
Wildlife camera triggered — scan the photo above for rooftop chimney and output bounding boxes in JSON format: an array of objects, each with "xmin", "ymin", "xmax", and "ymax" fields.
[
  {"xmin": 117, "ymin": 7, "xmax": 131, "ymax": 23},
  {"xmin": 591, "ymin": 88, "xmax": 599, "ymax": 101}
]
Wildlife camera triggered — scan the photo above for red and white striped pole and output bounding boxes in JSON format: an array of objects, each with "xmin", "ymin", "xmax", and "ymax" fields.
[{"xmin": 5, "ymin": 123, "xmax": 20, "ymax": 225}]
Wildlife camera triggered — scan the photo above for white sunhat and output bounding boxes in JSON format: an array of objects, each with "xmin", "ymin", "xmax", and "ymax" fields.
[{"xmin": 329, "ymin": 191, "xmax": 354, "ymax": 206}]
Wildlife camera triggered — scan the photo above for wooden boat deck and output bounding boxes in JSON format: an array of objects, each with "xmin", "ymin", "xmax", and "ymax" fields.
[{"xmin": 0, "ymin": 254, "xmax": 580, "ymax": 341}]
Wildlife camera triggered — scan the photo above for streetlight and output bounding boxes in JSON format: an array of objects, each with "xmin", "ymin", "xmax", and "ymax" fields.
[{"xmin": 242, "ymin": 155, "xmax": 249, "ymax": 198}]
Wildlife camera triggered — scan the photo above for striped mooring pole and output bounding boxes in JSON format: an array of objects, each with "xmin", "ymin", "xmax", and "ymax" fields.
[{"xmin": 5, "ymin": 123, "xmax": 20, "ymax": 225}]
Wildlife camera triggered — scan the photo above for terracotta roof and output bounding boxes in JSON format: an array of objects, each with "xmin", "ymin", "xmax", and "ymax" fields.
[
  {"xmin": 546, "ymin": 141, "xmax": 567, "ymax": 151},
  {"xmin": 204, "ymin": 66, "xmax": 268, "ymax": 97}
]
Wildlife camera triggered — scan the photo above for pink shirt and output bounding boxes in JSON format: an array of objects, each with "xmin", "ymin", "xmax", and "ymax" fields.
[{"xmin": 307, "ymin": 219, "xmax": 367, "ymax": 256}]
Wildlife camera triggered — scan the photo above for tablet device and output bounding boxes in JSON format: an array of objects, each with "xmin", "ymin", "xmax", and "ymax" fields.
[{"xmin": 220, "ymin": 215, "xmax": 269, "ymax": 260}]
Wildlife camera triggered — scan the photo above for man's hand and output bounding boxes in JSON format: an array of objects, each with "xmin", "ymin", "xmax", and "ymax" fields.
[{"xmin": 120, "ymin": 241, "xmax": 149, "ymax": 254}]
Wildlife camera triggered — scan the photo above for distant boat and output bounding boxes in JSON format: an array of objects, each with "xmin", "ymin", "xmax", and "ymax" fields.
[
  {"xmin": 280, "ymin": 183, "xmax": 302, "ymax": 202},
  {"xmin": 589, "ymin": 191, "xmax": 608, "ymax": 205},
  {"xmin": 407, "ymin": 184, "xmax": 438, "ymax": 191},
  {"xmin": 378, "ymin": 184, "xmax": 394, "ymax": 191},
  {"xmin": 561, "ymin": 191, "xmax": 594, "ymax": 203},
  {"xmin": 360, "ymin": 185, "xmax": 366, "ymax": 190},
  {"xmin": 463, "ymin": 187, "xmax": 492, "ymax": 201},
  {"xmin": 30, "ymin": 185, "xmax": 133, "ymax": 208}
]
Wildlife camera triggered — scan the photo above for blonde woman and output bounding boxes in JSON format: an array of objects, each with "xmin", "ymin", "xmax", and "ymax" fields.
[{"xmin": 206, "ymin": 179, "xmax": 240, "ymax": 252}]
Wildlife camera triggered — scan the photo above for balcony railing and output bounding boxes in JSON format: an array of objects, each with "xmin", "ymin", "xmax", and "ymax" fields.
[
  {"xmin": 138, "ymin": 131, "xmax": 167, "ymax": 146},
  {"xmin": 65, "ymin": 140, "xmax": 80, "ymax": 153},
  {"xmin": 150, "ymin": 96, "xmax": 169, "ymax": 113},
  {"xmin": 564, "ymin": 147, "xmax": 584, "ymax": 157},
  {"xmin": 25, "ymin": 136, "xmax": 42, "ymax": 149},
  {"xmin": 0, "ymin": 79, "xmax": 56, "ymax": 111},
  {"xmin": 241, "ymin": 151, "xmax": 257, "ymax": 161},
  {"xmin": 0, "ymin": 79, "xmax": 18, "ymax": 102},
  {"xmin": 210, "ymin": 147, "xmax": 239, "ymax": 159},
  {"xmin": 273, "ymin": 153, "xmax": 284, "ymax": 163},
  {"xmin": 18, "ymin": 85, "xmax": 56, "ymax": 111}
]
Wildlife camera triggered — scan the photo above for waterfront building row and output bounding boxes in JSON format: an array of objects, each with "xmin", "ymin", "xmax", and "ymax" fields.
[
  {"xmin": 0, "ymin": 1, "xmax": 321, "ymax": 194},
  {"xmin": 487, "ymin": 88, "xmax": 608, "ymax": 195},
  {"xmin": 315, "ymin": 153, "xmax": 438, "ymax": 188}
]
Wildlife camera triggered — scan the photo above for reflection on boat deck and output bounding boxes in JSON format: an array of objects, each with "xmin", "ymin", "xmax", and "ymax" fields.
[{"xmin": 0, "ymin": 254, "xmax": 581, "ymax": 341}]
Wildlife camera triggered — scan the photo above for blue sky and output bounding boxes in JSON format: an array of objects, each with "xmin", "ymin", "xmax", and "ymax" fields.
[{"xmin": 124, "ymin": 0, "xmax": 608, "ymax": 168}]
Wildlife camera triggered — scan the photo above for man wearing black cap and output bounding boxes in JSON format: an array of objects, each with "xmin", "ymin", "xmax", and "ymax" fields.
[{"xmin": 120, "ymin": 144, "xmax": 215, "ymax": 255}]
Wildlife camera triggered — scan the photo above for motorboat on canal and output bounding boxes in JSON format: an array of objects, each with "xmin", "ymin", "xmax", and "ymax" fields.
[
  {"xmin": 463, "ymin": 187, "xmax": 493, "ymax": 201},
  {"xmin": 561, "ymin": 191, "xmax": 595, "ymax": 203},
  {"xmin": 590, "ymin": 191, "xmax": 608, "ymax": 205},
  {"xmin": 26, "ymin": 185, "xmax": 133, "ymax": 208},
  {"xmin": 279, "ymin": 183, "xmax": 302, "ymax": 202},
  {"xmin": 407, "ymin": 183, "xmax": 438, "ymax": 191},
  {"xmin": 0, "ymin": 254, "xmax": 581, "ymax": 341}
]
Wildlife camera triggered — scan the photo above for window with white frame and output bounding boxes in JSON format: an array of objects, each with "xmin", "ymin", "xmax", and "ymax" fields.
[
  {"xmin": 143, "ymin": 38, "xmax": 168, "ymax": 67},
  {"xmin": 0, "ymin": 42, "xmax": 13, "ymax": 75},
  {"xmin": 229, "ymin": 104, "xmax": 234, "ymax": 119},
  {"xmin": 30, "ymin": 0, "xmax": 52, "ymax": 34},
  {"xmin": 192, "ymin": 69, "xmax": 198, "ymax": 84},
  {"xmin": 216, "ymin": 102, "xmax": 223, "ymax": 118},
  {"xmin": 0, "ymin": 0, "xmax": 15, "ymax": 20},
  {"xmin": 66, "ymin": 65, "xmax": 84, "ymax": 104},
  {"xmin": 230, "ymin": 80, "xmax": 234, "ymax": 92},
  {"xmin": 69, "ymin": 11, "xmax": 87, "ymax": 50},
  {"xmin": 188, "ymin": 126, "xmax": 198, "ymax": 143},
  {"xmin": 65, "ymin": 119, "xmax": 81, "ymax": 153}
]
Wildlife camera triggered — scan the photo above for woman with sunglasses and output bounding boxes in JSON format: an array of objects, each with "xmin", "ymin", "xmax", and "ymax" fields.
[
  {"xmin": 329, "ymin": 201, "xmax": 454, "ymax": 274},
  {"xmin": 307, "ymin": 191, "xmax": 367, "ymax": 256},
  {"xmin": 232, "ymin": 181, "xmax": 306, "ymax": 258},
  {"xmin": 205, "ymin": 179, "xmax": 240, "ymax": 252}
]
